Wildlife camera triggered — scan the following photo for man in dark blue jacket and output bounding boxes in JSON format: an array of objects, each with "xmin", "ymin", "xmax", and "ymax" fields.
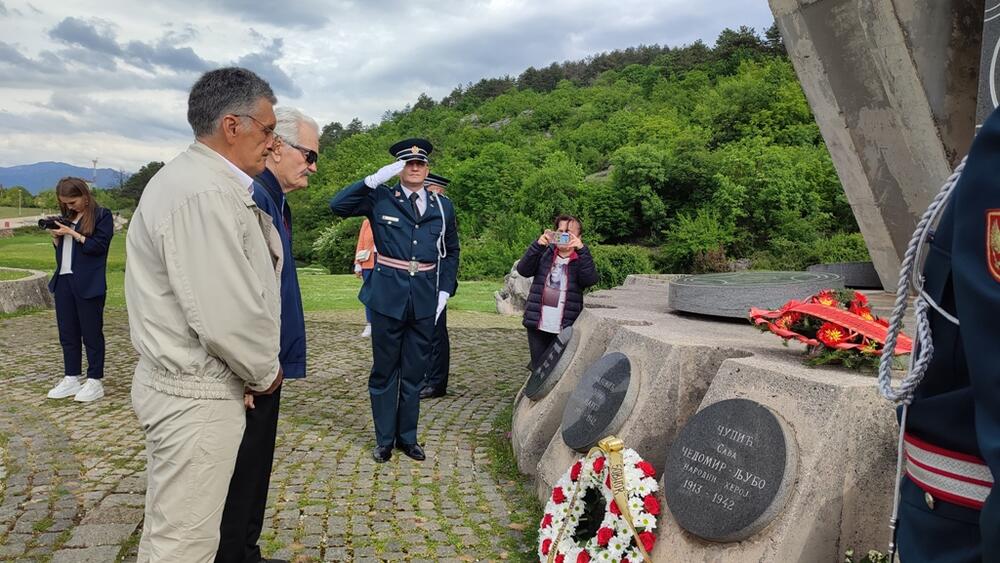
[
  {"xmin": 216, "ymin": 107, "xmax": 316, "ymax": 563},
  {"xmin": 894, "ymin": 106, "xmax": 1000, "ymax": 562},
  {"xmin": 330, "ymin": 138, "xmax": 460, "ymax": 464}
]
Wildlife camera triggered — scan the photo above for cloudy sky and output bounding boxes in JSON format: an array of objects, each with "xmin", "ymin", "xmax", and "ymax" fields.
[{"xmin": 0, "ymin": 0, "xmax": 774, "ymax": 172}]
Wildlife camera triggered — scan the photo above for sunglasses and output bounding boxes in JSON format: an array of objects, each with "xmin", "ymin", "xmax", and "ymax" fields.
[{"xmin": 283, "ymin": 140, "xmax": 318, "ymax": 165}]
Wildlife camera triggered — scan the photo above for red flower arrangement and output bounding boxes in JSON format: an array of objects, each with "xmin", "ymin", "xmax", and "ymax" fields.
[{"xmin": 749, "ymin": 289, "xmax": 912, "ymax": 370}]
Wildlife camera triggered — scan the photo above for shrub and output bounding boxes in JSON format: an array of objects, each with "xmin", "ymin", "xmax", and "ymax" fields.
[
  {"xmin": 312, "ymin": 216, "xmax": 364, "ymax": 274},
  {"xmin": 658, "ymin": 207, "xmax": 736, "ymax": 272},
  {"xmin": 751, "ymin": 232, "xmax": 870, "ymax": 271},
  {"xmin": 460, "ymin": 213, "xmax": 543, "ymax": 280},
  {"xmin": 589, "ymin": 244, "xmax": 654, "ymax": 289}
]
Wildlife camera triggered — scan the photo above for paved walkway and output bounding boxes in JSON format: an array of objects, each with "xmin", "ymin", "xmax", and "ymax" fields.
[{"xmin": 0, "ymin": 309, "xmax": 537, "ymax": 562}]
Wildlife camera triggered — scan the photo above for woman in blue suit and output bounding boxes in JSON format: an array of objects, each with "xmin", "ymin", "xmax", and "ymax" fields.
[{"xmin": 45, "ymin": 177, "xmax": 114, "ymax": 402}]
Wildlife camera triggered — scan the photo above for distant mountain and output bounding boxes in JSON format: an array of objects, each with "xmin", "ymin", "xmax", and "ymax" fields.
[{"xmin": 0, "ymin": 162, "xmax": 131, "ymax": 194}]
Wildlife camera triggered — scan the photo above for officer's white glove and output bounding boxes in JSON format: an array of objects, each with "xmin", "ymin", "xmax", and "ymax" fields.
[
  {"xmin": 435, "ymin": 291, "xmax": 449, "ymax": 323},
  {"xmin": 354, "ymin": 264, "xmax": 362, "ymax": 274},
  {"xmin": 364, "ymin": 160, "xmax": 406, "ymax": 188}
]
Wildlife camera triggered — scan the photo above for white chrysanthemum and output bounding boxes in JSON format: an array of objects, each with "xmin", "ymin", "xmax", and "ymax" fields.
[
  {"xmin": 628, "ymin": 498, "xmax": 643, "ymax": 513},
  {"xmin": 643, "ymin": 477, "xmax": 659, "ymax": 491},
  {"xmin": 636, "ymin": 514, "xmax": 657, "ymax": 529}
]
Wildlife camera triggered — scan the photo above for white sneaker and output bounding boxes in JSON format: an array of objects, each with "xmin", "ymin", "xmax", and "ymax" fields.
[
  {"xmin": 73, "ymin": 379, "xmax": 104, "ymax": 402},
  {"xmin": 47, "ymin": 376, "xmax": 84, "ymax": 399},
  {"xmin": 360, "ymin": 324, "xmax": 372, "ymax": 337}
]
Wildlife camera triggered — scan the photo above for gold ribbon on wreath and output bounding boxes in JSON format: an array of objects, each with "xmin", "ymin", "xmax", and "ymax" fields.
[{"xmin": 546, "ymin": 436, "xmax": 653, "ymax": 563}]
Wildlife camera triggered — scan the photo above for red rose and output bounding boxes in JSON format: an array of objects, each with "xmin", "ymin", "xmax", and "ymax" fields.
[
  {"xmin": 643, "ymin": 494, "xmax": 660, "ymax": 515},
  {"xmin": 570, "ymin": 461, "xmax": 582, "ymax": 481},
  {"xmin": 636, "ymin": 460, "xmax": 655, "ymax": 477},
  {"xmin": 605, "ymin": 473, "xmax": 611, "ymax": 489},
  {"xmin": 541, "ymin": 538, "xmax": 552, "ymax": 555},
  {"xmin": 622, "ymin": 559, "xmax": 630, "ymax": 563},
  {"xmin": 593, "ymin": 456, "xmax": 606, "ymax": 474},
  {"xmin": 541, "ymin": 513, "xmax": 553, "ymax": 528},
  {"xmin": 597, "ymin": 526, "xmax": 614, "ymax": 546},
  {"xmin": 577, "ymin": 551, "xmax": 591, "ymax": 563},
  {"xmin": 639, "ymin": 531, "xmax": 656, "ymax": 552},
  {"xmin": 556, "ymin": 555, "xmax": 565, "ymax": 563},
  {"xmin": 552, "ymin": 487, "xmax": 566, "ymax": 504},
  {"xmin": 609, "ymin": 499, "xmax": 621, "ymax": 516}
]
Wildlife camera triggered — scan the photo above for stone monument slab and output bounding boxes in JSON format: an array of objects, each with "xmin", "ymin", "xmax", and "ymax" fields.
[
  {"xmin": 663, "ymin": 399, "xmax": 796, "ymax": 542},
  {"xmin": 807, "ymin": 262, "xmax": 882, "ymax": 289},
  {"xmin": 511, "ymin": 310, "xmax": 615, "ymax": 476},
  {"xmin": 524, "ymin": 326, "xmax": 577, "ymax": 400},
  {"xmin": 561, "ymin": 352, "xmax": 635, "ymax": 452},
  {"xmin": 0, "ymin": 268, "xmax": 54, "ymax": 314},
  {"xmin": 668, "ymin": 271, "xmax": 844, "ymax": 318},
  {"xmin": 650, "ymin": 354, "xmax": 896, "ymax": 561}
]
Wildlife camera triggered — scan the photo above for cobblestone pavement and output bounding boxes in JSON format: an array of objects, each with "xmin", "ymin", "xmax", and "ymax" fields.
[{"xmin": 0, "ymin": 309, "xmax": 538, "ymax": 562}]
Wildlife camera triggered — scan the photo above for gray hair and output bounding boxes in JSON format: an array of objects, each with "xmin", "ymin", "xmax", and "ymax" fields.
[
  {"xmin": 273, "ymin": 107, "xmax": 319, "ymax": 145},
  {"xmin": 187, "ymin": 67, "xmax": 277, "ymax": 138}
]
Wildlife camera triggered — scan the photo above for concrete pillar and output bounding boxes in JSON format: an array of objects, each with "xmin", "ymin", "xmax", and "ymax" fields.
[{"xmin": 769, "ymin": 0, "xmax": 982, "ymax": 290}]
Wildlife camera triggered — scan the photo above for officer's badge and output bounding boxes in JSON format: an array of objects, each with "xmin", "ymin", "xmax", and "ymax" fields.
[
  {"xmin": 410, "ymin": 146, "xmax": 420, "ymax": 154},
  {"xmin": 988, "ymin": 210, "xmax": 1000, "ymax": 282}
]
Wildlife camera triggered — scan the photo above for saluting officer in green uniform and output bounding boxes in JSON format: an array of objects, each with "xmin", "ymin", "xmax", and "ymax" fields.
[{"xmin": 330, "ymin": 139, "xmax": 460, "ymax": 463}]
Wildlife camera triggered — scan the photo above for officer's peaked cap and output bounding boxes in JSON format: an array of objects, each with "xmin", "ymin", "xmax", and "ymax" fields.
[
  {"xmin": 425, "ymin": 173, "xmax": 450, "ymax": 188},
  {"xmin": 389, "ymin": 138, "xmax": 433, "ymax": 163}
]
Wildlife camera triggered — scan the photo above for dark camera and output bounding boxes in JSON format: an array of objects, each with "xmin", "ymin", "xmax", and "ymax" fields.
[{"xmin": 38, "ymin": 217, "xmax": 68, "ymax": 230}]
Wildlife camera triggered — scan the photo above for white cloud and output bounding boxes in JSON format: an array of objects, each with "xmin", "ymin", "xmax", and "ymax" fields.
[{"xmin": 0, "ymin": 0, "xmax": 775, "ymax": 170}]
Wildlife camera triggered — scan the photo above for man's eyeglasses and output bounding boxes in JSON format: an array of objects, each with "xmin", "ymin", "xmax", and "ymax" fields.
[
  {"xmin": 235, "ymin": 114, "xmax": 276, "ymax": 139},
  {"xmin": 282, "ymin": 139, "xmax": 318, "ymax": 165}
]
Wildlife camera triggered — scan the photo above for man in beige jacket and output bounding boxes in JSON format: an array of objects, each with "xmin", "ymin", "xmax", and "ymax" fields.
[{"xmin": 125, "ymin": 67, "xmax": 284, "ymax": 562}]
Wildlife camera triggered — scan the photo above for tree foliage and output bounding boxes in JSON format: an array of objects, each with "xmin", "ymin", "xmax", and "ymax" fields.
[{"xmin": 292, "ymin": 25, "xmax": 868, "ymax": 280}]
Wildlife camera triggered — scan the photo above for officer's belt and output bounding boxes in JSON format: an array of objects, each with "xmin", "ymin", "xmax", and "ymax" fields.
[
  {"xmin": 904, "ymin": 432, "xmax": 993, "ymax": 510},
  {"xmin": 377, "ymin": 255, "xmax": 436, "ymax": 276}
]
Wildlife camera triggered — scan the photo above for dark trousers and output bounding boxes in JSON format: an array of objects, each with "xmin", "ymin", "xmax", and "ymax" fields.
[
  {"xmin": 370, "ymin": 305, "xmax": 433, "ymax": 447},
  {"xmin": 53, "ymin": 274, "xmax": 105, "ymax": 379},
  {"xmin": 216, "ymin": 385, "xmax": 282, "ymax": 563},
  {"xmin": 424, "ymin": 308, "xmax": 450, "ymax": 392},
  {"xmin": 526, "ymin": 327, "xmax": 557, "ymax": 371},
  {"xmin": 361, "ymin": 268, "xmax": 373, "ymax": 323}
]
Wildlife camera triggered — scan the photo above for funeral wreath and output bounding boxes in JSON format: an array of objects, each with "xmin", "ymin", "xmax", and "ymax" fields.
[
  {"xmin": 749, "ymin": 289, "xmax": 912, "ymax": 370},
  {"xmin": 538, "ymin": 437, "xmax": 658, "ymax": 562}
]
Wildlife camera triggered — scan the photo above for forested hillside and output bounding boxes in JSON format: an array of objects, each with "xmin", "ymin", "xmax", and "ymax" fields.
[{"xmin": 293, "ymin": 26, "xmax": 869, "ymax": 285}]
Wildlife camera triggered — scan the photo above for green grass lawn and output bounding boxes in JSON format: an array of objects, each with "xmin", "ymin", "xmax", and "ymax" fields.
[
  {"xmin": 0, "ymin": 231, "xmax": 502, "ymax": 313},
  {"xmin": 0, "ymin": 206, "xmax": 54, "ymax": 219}
]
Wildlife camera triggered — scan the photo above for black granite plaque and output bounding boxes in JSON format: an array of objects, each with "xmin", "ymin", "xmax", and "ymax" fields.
[
  {"xmin": 662, "ymin": 399, "xmax": 796, "ymax": 542},
  {"xmin": 561, "ymin": 352, "xmax": 633, "ymax": 452},
  {"xmin": 524, "ymin": 326, "xmax": 576, "ymax": 400}
]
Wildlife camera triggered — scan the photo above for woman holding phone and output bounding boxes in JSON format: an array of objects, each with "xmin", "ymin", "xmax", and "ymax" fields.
[
  {"xmin": 516, "ymin": 214, "xmax": 599, "ymax": 370},
  {"xmin": 45, "ymin": 177, "xmax": 114, "ymax": 402}
]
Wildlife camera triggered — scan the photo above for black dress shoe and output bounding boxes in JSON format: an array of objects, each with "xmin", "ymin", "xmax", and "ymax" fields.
[
  {"xmin": 419, "ymin": 386, "xmax": 446, "ymax": 399},
  {"xmin": 396, "ymin": 442, "xmax": 426, "ymax": 461},
  {"xmin": 372, "ymin": 445, "xmax": 392, "ymax": 463}
]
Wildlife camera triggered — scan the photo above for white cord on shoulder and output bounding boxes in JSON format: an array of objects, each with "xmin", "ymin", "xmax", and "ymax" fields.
[{"xmin": 877, "ymin": 155, "xmax": 966, "ymax": 404}]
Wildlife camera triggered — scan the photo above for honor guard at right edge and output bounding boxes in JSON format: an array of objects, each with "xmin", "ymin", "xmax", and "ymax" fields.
[
  {"xmin": 330, "ymin": 138, "xmax": 459, "ymax": 464},
  {"xmin": 883, "ymin": 106, "xmax": 1000, "ymax": 562},
  {"xmin": 421, "ymin": 172, "xmax": 453, "ymax": 399}
]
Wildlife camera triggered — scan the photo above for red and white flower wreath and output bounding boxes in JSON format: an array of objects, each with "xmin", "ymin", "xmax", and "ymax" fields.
[{"xmin": 538, "ymin": 447, "xmax": 659, "ymax": 562}]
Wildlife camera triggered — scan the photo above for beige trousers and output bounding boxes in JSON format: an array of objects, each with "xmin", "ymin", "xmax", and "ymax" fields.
[{"xmin": 131, "ymin": 371, "xmax": 245, "ymax": 563}]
